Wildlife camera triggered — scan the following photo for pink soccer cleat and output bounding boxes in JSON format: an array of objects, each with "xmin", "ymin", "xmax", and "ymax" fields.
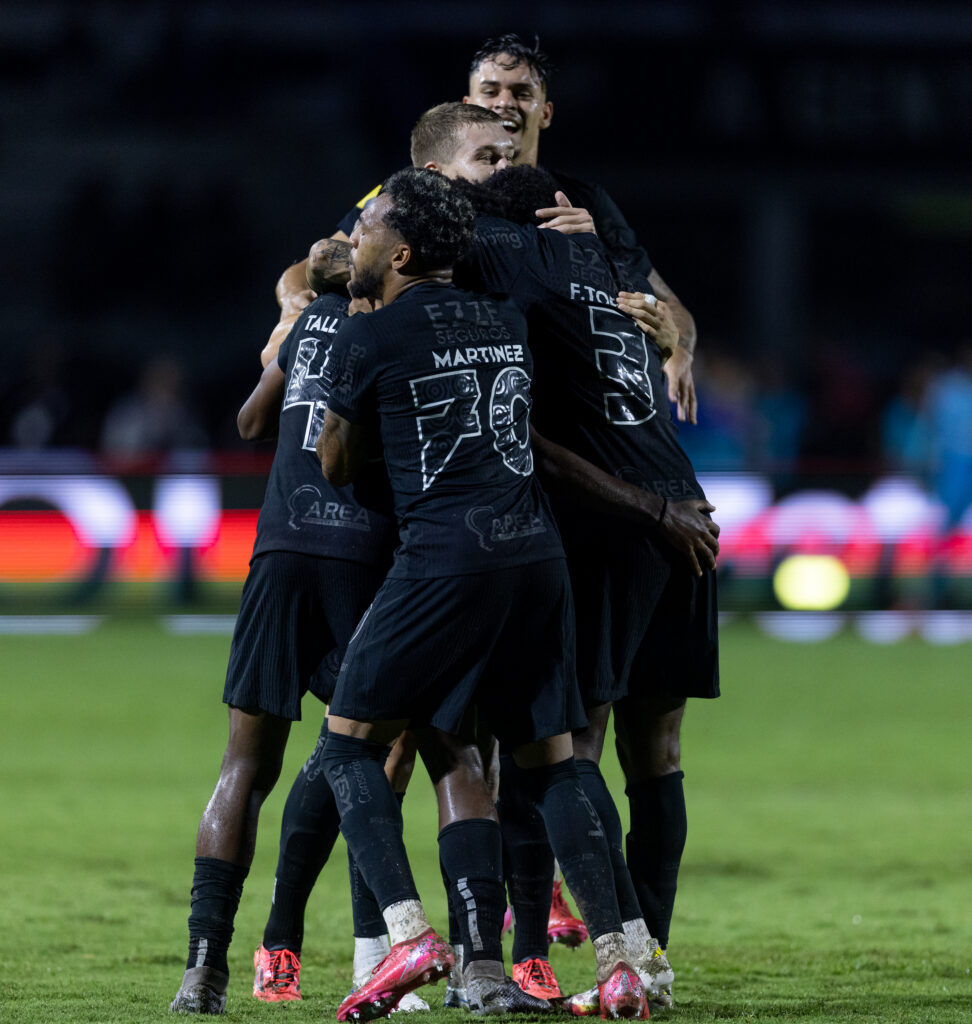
[
  {"xmin": 253, "ymin": 945, "xmax": 301, "ymax": 1002},
  {"xmin": 336, "ymin": 928, "xmax": 453, "ymax": 1021},
  {"xmin": 547, "ymin": 880, "xmax": 589, "ymax": 948},
  {"xmin": 598, "ymin": 963, "xmax": 649, "ymax": 1020}
]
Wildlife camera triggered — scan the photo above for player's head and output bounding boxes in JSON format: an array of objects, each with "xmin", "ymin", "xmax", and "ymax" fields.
[
  {"xmin": 348, "ymin": 167, "xmax": 476, "ymax": 301},
  {"xmin": 452, "ymin": 164, "xmax": 560, "ymax": 226},
  {"xmin": 410, "ymin": 102, "xmax": 514, "ymax": 182},
  {"xmin": 464, "ymin": 34, "xmax": 554, "ymax": 167}
]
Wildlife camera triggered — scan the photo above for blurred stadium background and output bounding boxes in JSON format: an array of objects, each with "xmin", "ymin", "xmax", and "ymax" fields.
[{"xmin": 2, "ymin": 2, "xmax": 971, "ymax": 641}]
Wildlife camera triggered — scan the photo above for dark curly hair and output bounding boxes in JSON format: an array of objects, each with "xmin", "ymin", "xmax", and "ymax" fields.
[
  {"xmin": 452, "ymin": 164, "xmax": 560, "ymax": 226},
  {"xmin": 379, "ymin": 167, "xmax": 477, "ymax": 272},
  {"xmin": 468, "ymin": 33, "xmax": 554, "ymax": 94}
]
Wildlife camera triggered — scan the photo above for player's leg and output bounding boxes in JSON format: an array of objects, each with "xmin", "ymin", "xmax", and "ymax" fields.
[
  {"xmin": 511, "ymin": 733, "xmax": 648, "ymax": 1019},
  {"xmin": 172, "ymin": 705, "xmax": 292, "ymax": 1014},
  {"xmin": 322, "ymin": 717, "xmax": 453, "ymax": 1022},
  {"xmin": 615, "ymin": 693, "xmax": 686, "ymax": 952},
  {"xmin": 418, "ymin": 726, "xmax": 554, "ymax": 1015}
]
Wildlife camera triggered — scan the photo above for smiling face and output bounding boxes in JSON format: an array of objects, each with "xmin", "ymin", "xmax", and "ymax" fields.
[
  {"xmin": 432, "ymin": 121, "xmax": 515, "ymax": 182},
  {"xmin": 464, "ymin": 54, "xmax": 553, "ymax": 167}
]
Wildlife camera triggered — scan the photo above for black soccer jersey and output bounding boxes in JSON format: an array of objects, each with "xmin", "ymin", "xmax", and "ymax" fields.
[
  {"xmin": 334, "ymin": 171, "xmax": 652, "ymax": 283},
  {"xmin": 251, "ymin": 293, "xmax": 397, "ymax": 564},
  {"xmin": 325, "ymin": 282, "xmax": 564, "ymax": 578},
  {"xmin": 455, "ymin": 216, "xmax": 704, "ymax": 511}
]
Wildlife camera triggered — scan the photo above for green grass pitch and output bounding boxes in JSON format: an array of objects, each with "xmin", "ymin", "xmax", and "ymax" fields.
[{"xmin": 1, "ymin": 619, "xmax": 969, "ymax": 1023}]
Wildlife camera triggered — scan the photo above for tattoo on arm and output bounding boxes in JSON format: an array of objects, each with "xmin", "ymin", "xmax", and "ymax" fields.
[{"xmin": 307, "ymin": 239, "xmax": 352, "ymax": 293}]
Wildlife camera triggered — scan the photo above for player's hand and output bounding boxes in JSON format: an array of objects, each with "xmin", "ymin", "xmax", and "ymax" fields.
[
  {"xmin": 663, "ymin": 345, "xmax": 698, "ymax": 424},
  {"xmin": 617, "ymin": 293, "xmax": 678, "ymax": 360},
  {"xmin": 536, "ymin": 191, "xmax": 596, "ymax": 235},
  {"xmin": 660, "ymin": 499, "xmax": 719, "ymax": 576}
]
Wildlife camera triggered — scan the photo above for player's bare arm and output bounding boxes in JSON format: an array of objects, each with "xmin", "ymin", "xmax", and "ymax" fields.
[
  {"xmin": 530, "ymin": 427, "xmax": 719, "ymax": 576},
  {"xmin": 617, "ymin": 293, "xmax": 678, "ymax": 360},
  {"xmin": 647, "ymin": 267, "xmax": 698, "ymax": 424},
  {"xmin": 307, "ymin": 237, "xmax": 352, "ymax": 294},
  {"xmin": 237, "ymin": 359, "xmax": 286, "ymax": 441},
  {"xmin": 317, "ymin": 408, "xmax": 362, "ymax": 487},
  {"xmin": 536, "ymin": 191, "xmax": 596, "ymax": 235}
]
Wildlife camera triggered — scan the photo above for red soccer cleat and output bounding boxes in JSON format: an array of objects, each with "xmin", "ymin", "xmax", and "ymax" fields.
[
  {"xmin": 336, "ymin": 929, "xmax": 453, "ymax": 1022},
  {"xmin": 513, "ymin": 957, "xmax": 563, "ymax": 1000},
  {"xmin": 598, "ymin": 963, "xmax": 649, "ymax": 1020},
  {"xmin": 253, "ymin": 944, "xmax": 302, "ymax": 1002},
  {"xmin": 547, "ymin": 880, "xmax": 589, "ymax": 948}
]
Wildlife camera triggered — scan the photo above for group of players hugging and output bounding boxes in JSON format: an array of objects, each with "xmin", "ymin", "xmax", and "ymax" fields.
[{"xmin": 169, "ymin": 35, "xmax": 721, "ymax": 1022}]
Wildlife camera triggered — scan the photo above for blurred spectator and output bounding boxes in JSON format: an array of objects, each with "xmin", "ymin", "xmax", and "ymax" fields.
[
  {"xmin": 926, "ymin": 341, "xmax": 972, "ymax": 526},
  {"xmin": 751, "ymin": 357, "xmax": 808, "ymax": 476},
  {"xmin": 675, "ymin": 345, "xmax": 756, "ymax": 470},
  {"xmin": 100, "ymin": 355, "xmax": 209, "ymax": 455},
  {"xmin": 880, "ymin": 355, "xmax": 941, "ymax": 477}
]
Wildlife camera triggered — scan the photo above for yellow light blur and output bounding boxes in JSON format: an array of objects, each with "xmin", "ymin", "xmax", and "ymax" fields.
[{"xmin": 773, "ymin": 555, "xmax": 851, "ymax": 611}]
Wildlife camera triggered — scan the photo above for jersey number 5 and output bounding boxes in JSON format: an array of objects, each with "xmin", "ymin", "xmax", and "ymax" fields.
[{"xmin": 590, "ymin": 306, "xmax": 656, "ymax": 425}]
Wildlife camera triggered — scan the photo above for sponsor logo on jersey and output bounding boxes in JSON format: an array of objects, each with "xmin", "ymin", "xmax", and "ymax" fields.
[
  {"xmin": 464, "ymin": 504, "xmax": 546, "ymax": 552},
  {"xmin": 286, "ymin": 485, "xmax": 371, "ymax": 531}
]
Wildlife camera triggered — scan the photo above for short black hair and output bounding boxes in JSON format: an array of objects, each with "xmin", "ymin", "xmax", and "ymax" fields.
[
  {"xmin": 458, "ymin": 164, "xmax": 560, "ymax": 226},
  {"xmin": 379, "ymin": 167, "xmax": 476, "ymax": 272},
  {"xmin": 468, "ymin": 34, "xmax": 554, "ymax": 94},
  {"xmin": 410, "ymin": 102, "xmax": 504, "ymax": 168}
]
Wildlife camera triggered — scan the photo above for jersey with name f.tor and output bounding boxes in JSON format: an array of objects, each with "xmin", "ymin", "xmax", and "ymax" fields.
[
  {"xmin": 251, "ymin": 292, "xmax": 396, "ymax": 565},
  {"xmin": 456, "ymin": 216, "xmax": 705, "ymax": 509},
  {"xmin": 325, "ymin": 281, "xmax": 564, "ymax": 578}
]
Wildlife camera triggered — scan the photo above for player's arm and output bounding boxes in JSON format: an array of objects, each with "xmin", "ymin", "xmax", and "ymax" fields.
[
  {"xmin": 237, "ymin": 359, "xmax": 286, "ymax": 441},
  {"xmin": 531, "ymin": 426, "xmax": 719, "ymax": 576},
  {"xmin": 647, "ymin": 267, "xmax": 698, "ymax": 425},
  {"xmin": 317, "ymin": 408, "xmax": 363, "ymax": 486},
  {"xmin": 307, "ymin": 237, "xmax": 352, "ymax": 294}
]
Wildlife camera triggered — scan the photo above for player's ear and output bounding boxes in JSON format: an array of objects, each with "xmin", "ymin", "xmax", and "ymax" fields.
[
  {"xmin": 391, "ymin": 241, "xmax": 413, "ymax": 273},
  {"xmin": 540, "ymin": 100, "xmax": 553, "ymax": 131},
  {"xmin": 423, "ymin": 161, "xmax": 442, "ymax": 173}
]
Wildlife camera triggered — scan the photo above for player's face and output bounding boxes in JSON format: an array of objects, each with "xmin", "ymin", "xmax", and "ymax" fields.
[
  {"xmin": 434, "ymin": 122, "xmax": 515, "ymax": 183},
  {"xmin": 464, "ymin": 56, "xmax": 553, "ymax": 167},
  {"xmin": 348, "ymin": 195, "xmax": 397, "ymax": 300}
]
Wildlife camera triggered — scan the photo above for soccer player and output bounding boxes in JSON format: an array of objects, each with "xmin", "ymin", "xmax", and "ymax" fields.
[
  {"xmin": 168, "ymin": 289, "xmax": 399, "ymax": 1014},
  {"xmin": 273, "ymin": 34, "xmax": 698, "ymax": 426},
  {"xmin": 316, "ymin": 166, "xmax": 650, "ymax": 1021},
  {"xmin": 311, "ymin": 103, "xmax": 721, "ymax": 1007},
  {"xmin": 449, "ymin": 161, "xmax": 721, "ymax": 1014}
]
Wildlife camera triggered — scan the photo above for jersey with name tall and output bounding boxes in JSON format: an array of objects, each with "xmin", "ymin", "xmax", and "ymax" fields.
[
  {"xmin": 325, "ymin": 281, "xmax": 564, "ymax": 578},
  {"xmin": 456, "ymin": 216, "xmax": 704, "ymax": 507},
  {"xmin": 251, "ymin": 292, "xmax": 396, "ymax": 565},
  {"xmin": 334, "ymin": 170, "xmax": 652, "ymax": 283}
]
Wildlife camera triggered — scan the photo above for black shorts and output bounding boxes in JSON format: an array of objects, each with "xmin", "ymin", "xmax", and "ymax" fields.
[
  {"xmin": 222, "ymin": 551, "xmax": 387, "ymax": 720},
  {"xmin": 566, "ymin": 538, "xmax": 719, "ymax": 705},
  {"xmin": 327, "ymin": 559, "xmax": 587, "ymax": 748}
]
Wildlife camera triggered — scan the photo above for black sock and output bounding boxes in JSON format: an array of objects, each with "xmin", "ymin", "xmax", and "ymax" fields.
[
  {"xmin": 439, "ymin": 851, "xmax": 463, "ymax": 950},
  {"xmin": 262, "ymin": 720, "xmax": 342, "ymax": 952},
  {"xmin": 321, "ymin": 732, "xmax": 419, "ymax": 911},
  {"xmin": 497, "ymin": 754, "xmax": 554, "ymax": 963},
  {"xmin": 438, "ymin": 818, "xmax": 505, "ymax": 965},
  {"xmin": 350, "ymin": 791, "xmax": 406, "ymax": 938},
  {"xmin": 519, "ymin": 757, "xmax": 621, "ymax": 941},
  {"xmin": 576, "ymin": 758, "xmax": 643, "ymax": 924},
  {"xmin": 625, "ymin": 771, "xmax": 686, "ymax": 949},
  {"xmin": 186, "ymin": 857, "xmax": 248, "ymax": 975}
]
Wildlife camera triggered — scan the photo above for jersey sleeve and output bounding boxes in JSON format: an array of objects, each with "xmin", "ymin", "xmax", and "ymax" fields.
[
  {"xmin": 325, "ymin": 315, "xmax": 379, "ymax": 424},
  {"xmin": 588, "ymin": 183, "xmax": 654, "ymax": 283},
  {"xmin": 334, "ymin": 184, "xmax": 383, "ymax": 237},
  {"xmin": 456, "ymin": 219, "xmax": 536, "ymax": 311},
  {"xmin": 276, "ymin": 322, "xmax": 295, "ymax": 372}
]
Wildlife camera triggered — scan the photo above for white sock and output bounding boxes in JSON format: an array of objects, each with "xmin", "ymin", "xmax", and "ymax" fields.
[
  {"xmin": 592, "ymin": 931, "xmax": 629, "ymax": 983},
  {"xmin": 622, "ymin": 918, "xmax": 650, "ymax": 962},
  {"xmin": 384, "ymin": 899, "xmax": 430, "ymax": 946},
  {"xmin": 353, "ymin": 934, "xmax": 390, "ymax": 986}
]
